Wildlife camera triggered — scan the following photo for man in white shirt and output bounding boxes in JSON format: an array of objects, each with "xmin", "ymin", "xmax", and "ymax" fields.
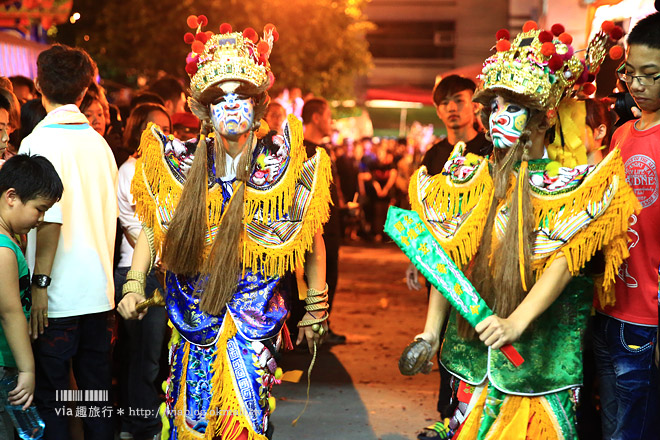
[{"xmin": 18, "ymin": 44, "xmax": 118, "ymax": 440}]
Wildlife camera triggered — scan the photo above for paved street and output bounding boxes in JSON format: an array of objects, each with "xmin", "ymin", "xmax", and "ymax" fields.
[{"xmin": 272, "ymin": 243, "xmax": 439, "ymax": 440}]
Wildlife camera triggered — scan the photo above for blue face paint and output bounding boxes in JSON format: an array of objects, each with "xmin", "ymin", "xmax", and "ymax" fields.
[{"xmin": 210, "ymin": 92, "xmax": 255, "ymax": 137}]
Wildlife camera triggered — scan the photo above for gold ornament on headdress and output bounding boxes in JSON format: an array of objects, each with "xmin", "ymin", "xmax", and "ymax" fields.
[
  {"xmin": 183, "ymin": 15, "xmax": 278, "ymax": 95},
  {"xmin": 475, "ymin": 21, "xmax": 624, "ymax": 125}
]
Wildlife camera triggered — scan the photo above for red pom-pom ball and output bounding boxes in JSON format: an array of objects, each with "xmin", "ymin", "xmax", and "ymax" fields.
[
  {"xmin": 185, "ymin": 61, "xmax": 198, "ymax": 76},
  {"xmin": 601, "ymin": 20, "xmax": 615, "ymax": 33},
  {"xmin": 558, "ymin": 32, "xmax": 573, "ymax": 45},
  {"xmin": 272, "ymin": 30, "xmax": 279, "ymax": 42},
  {"xmin": 496, "ymin": 39, "xmax": 511, "ymax": 52},
  {"xmin": 582, "ymin": 83, "xmax": 596, "ymax": 96},
  {"xmin": 538, "ymin": 31, "xmax": 553, "ymax": 43},
  {"xmin": 541, "ymin": 42, "xmax": 556, "ymax": 57},
  {"xmin": 496, "ymin": 29, "xmax": 510, "ymax": 40},
  {"xmin": 186, "ymin": 15, "xmax": 198, "ymax": 29},
  {"xmin": 264, "ymin": 23, "xmax": 276, "ymax": 33},
  {"xmin": 523, "ymin": 21, "xmax": 538, "ymax": 32},
  {"xmin": 191, "ymin": 40, "xmax": 205, "ymax": 54},
  {"xmin": 267, "ymin": 71, "xmax": 275, "ymax": 90},
  {"xmin": 219, "ymin": 23, "xmax": 232, "ymax": 34},
  {"xmin": 551, "ymin": 24, "xmax": 565, "ymax": 36},
  {"xmin": 243, "ymin": 28, "xmax": 258, "ymax": 43},
  {"xmin": 197, "ymin": 15, "xmax": 208, "ymax": 27},
  {"xmin": 609, "ymin": 45, "xmax": 624, "ymax": 60},
  {"xmin": 548, "ymin": 55, "xmax": 564, "ymax": 71},
  {"xmin": 184, "ymin": 32, "xmax": 195, "ymax": 44},
  {"xmin": 610, "ymin": 26, "xmax": 624, "ymax": 41},
  {"xmin": 195, "ymin": 32, "xmax": 209, "ymax": 44},
  {"xmin": 206, "ymin": 31, "xmax": 213, "ymax": 38},
  {"xmin": 257, "ymin": 41, "xmax": 270, "ymax": 55}
]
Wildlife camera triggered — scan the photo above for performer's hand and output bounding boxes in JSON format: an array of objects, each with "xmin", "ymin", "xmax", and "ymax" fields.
[
  {"xmin": 29, "ymin": 287, "xmax": 49, "ymax": 340},
  {"xmin": 475, "ymin": 315, "xmax": 523, "ymax": 350},
  {"xmin": 296, "ymin": 312, "xmax": 327, "ymax": 354},
  {"xmin": 406, "ymin": 263, "xmax": 422, "ymax": 290},
  {"xmin": 117, "ymin": 292, "xmax": 147, "ymax": 321},
  {"xmin": 413, "ymin": 331, "xmax": 440, "ymax": 356}
]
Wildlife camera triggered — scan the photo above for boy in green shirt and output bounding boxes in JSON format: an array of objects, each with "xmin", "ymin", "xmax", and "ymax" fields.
[{"xmin": 0, "ymin": 154, "xmax": 62, "ymax": 437}]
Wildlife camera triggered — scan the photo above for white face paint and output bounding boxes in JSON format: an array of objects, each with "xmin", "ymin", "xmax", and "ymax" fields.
[
  {"xmin": 489, "ymin": 96, "xmax": 530, "ymax": 149},
  {"xmin": 210, "ymin": 92, "xmax": 255, "ymax": 138}
]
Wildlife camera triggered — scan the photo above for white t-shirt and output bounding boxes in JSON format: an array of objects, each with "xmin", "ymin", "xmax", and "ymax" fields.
[
  {"xmin": 117, "ymin": 156, "xmax": 139, "ymax": 267},
  {"xmin": 19, "ymin": 105, "xmax": 118, "ymax": 318}
]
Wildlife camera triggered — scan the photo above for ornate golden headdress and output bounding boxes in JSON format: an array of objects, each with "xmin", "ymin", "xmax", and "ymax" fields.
[
  {"xmin": 475, "ymin": 20, "xmax": 624, "ymax": 125},
  {"xmin": 183, "ymin": 15, "xmax": 278, "ymax": 95}
]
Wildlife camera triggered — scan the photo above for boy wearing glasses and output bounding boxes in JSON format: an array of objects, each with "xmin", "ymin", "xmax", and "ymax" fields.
[{"xmin": 593, "ymin": 10, "xmax": 660, "ymax": 440}]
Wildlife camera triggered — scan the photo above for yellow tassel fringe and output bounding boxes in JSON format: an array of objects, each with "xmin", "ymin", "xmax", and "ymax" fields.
[
  {"xmin": 171, "ymin": 316, "xmax": 267, "ymax": 440},
  {"xmin": 131, "ymin": 118, "xmax": 332, "ymax": 280},
  {"xmin": 529, "ymin": 149, "xmax": 641, "ymax": 307},
  {"xmin": 409, "ymin": 156, "xmax": 494, "ymax": 268}
]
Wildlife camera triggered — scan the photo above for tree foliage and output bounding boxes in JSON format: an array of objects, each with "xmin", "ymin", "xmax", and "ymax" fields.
[{"xmin": 56, "ymin": 0, "xmax": 372, "ymax": 99}]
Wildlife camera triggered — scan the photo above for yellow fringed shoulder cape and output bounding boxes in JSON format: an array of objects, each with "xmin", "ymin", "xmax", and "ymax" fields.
[
  {"xmin": 131, "ymin": 115, "xmax": 332, "ymax": 279},
  {"xmin": 409, "ymin": 142, "xmax": 640, "ymax": 307}
]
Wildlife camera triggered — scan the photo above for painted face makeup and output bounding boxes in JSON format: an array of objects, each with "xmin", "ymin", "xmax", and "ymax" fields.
[
  {"xmin": 489, "ymin": 96, "xmax": 530, "ymax": 149},
  {"xmin": 210, "ymin": 92, "xmax": 255, "ymax": 137}
]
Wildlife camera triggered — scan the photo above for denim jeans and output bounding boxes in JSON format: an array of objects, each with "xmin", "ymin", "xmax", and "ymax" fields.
[
  {"xmin": 593, "ymin": 312, "xmax": 660, "ymax": 440},
  {"xmin": 32, "ymin": 311, "xmax": 114, "ymax": 440},
  {"xmin": 114, "ymin": 266, "xmax": 167, "ymax": 439}
]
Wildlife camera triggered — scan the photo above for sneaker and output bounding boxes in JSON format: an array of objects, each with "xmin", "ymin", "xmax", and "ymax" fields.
[
  {"xmin": 325, "ymin": 328, "xmax": 346, "ymax": 345},
  {"xmin": 119, "ymin": 433, "xmax": 134, "ymax": 440}
]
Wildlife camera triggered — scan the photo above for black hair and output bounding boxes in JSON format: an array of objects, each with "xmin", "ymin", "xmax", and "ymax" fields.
[
  {"xmin": 0, "ymin": 155, "xmax": 63, "ymax": 202},
  {"xmin": 8, "ymin": 76, "xmax": 36, "ymax": 95},
  {"xmin": 627, "ymin": 11, "xmax": 660, "ymax": 49},
  {"xmin": 301, "ymin": 97, "xmax": 328, "ymax": 124},
  {"xmin": 0, "ymin": 93, "xmax": 9, "ymax": 112},
  {"xmin": 37, "ymin": 45, "xmax": 96, "ymax": 105},
  {"xmin": 432, "ymin": 75, "xmax": 477, "ymax": 107},
  {"xmin": 16, "ymin": 99, "xmax": 47, "ymax": 145},
  {"xmin": 147, "ymin": 76, "xmax": 185, "ymax": 106},
  {"xmin": 130, "ymin": 92, "xmax": 165, "ymax": 110}
]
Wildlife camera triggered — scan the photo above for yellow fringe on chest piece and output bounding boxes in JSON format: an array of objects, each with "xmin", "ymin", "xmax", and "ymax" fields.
[
  {"xmin": 131, "ymin": 118, "xmax": 332, "ymax": 279},
  {"xmin": 529, "ymin": 149, "xmax": 640, "ymax": 308},
  {"xmin": 172, "ymin": 315, "xmax": 267, "ymax": 440},
  {"xmin": 409, "ymin": 154, "xmax": 494, "ymax": 268}
]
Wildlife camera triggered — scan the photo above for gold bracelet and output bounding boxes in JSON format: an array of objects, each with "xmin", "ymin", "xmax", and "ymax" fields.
[
  {"xmin": 122, "ymin": 280, "xmax": 145, "ymax": 298},
  {"xmin": 306, "ymin": 283, "xmax": 329, "ymax": 298},
  {"xmin": 126, "ymin": 270, "xmax": 146, "ymax": 284}
]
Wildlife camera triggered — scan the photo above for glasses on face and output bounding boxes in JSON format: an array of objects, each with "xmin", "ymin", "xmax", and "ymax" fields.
[{"xmin": 617, "ymin": 65, "xmax": 660, "ymax": 86}]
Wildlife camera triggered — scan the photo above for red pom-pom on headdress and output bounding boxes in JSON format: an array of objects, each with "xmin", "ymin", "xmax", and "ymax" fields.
[
  {"xmin": 272, "ymin": 31, "xmax": 280, "ymax": 42},
  {"xmin": 496, "ymin": 39, "xmax": 511, "ymax": 52},
  {"xmin": 582, "ymin": 83, "xmax": 596, "ymax": 96},
  {"xmin": 186, "ymin": 15, "xmax": 198, "ymax": 29},
  {"xmin": 538, "ymin": 31, "xmax": 553, "ymax": 43},
  {"xmin": 609, "ymin": 45, "xmax": 624, "ymax": 60},
  {"xmin": 558, "ymin": 32, "xmax": 573, "ymax": 45},
  {"xmin": 191, "ymin": 40, "xmax": 205, "ymax": 54},
  {"xmin": 541, "ymin": 42, "xmax": 556, "ymax": 57},
  {"xmin": 609, "ymin": 26, "xmax": 624, "ymax": 41},
  {"xmin": 185, "ymin": 61, "xmax": 198, "ymax": 75},
  {"xmin": 496, "ymin": 29, "xmax": 510, "ymax": 40},
  {"xmin": 243, "ymin": 28, "xmax": 258, "ymax": 43},
  {"xmin": 184, "ymin": 32, "xmax": 195, "ymax": 44},
  {"xmin": 257, "ymin": 41, "xmax": 270, "ymax": 55},
  {"xmin": 548, "ymin": 55, "xmax": 564, "ymax": 71},
  {"xmin": 197, "ymin": 15, "xmax": 208, "ymax": 27},
  {"xmin": 195, "ymin": 32, "xmax": 209, "ymax": 44},
  {"xmin": 523, "ymin": 21, "xmax": 537, "ymax": 32},
  {"xmin": 601, "ymin": 20, "xmax": 615, "ymax": 33},
  {"xmin": 219, "ymin": 23, "xmax": 232, "ymax": 34},
  {"xmin": 264, "ymin": 23, "xmax": 276, "ymax": 33},
  {"xmin": 550, "ymin": 24, "xmax": 565, "ymax": 36}
]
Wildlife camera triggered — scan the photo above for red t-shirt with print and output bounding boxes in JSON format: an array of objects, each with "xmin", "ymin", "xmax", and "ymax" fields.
[{"xmin": 595, "ymin": 120, "xmax": 660, "ymax": 326}]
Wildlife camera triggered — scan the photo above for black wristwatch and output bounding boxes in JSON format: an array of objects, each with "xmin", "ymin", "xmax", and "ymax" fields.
[{"xmin": 32, "ymin": 274, "xmax": 52, "ymax": 288}]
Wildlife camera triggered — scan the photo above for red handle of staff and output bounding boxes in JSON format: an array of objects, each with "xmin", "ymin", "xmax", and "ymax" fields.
[{"xmin": 501, "ymin": 344, "xmax": 524, "ymax": 367}]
